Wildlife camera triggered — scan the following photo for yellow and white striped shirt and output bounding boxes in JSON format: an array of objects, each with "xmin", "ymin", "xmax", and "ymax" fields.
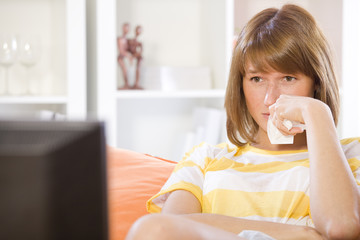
[{"xmin": 147, "ymin": 138, "xmax": 360, "ymax": 226}]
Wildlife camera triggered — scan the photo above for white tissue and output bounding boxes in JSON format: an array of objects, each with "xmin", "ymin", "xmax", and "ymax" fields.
[
  {"xmin": 267, "ymin": 117, "xmax": 306, "ymax": 144},
  {"xmin": 238, "ymin": 230, "xmax": 276, "ymax": 239}
]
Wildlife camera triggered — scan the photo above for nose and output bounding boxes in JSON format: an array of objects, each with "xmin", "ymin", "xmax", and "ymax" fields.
[{"xmin": 264, "ymin": 83, "xmax": 281, "ymax": 107}]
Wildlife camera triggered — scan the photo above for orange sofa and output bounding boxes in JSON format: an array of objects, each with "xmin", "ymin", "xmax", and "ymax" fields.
[{"xmin": 107, "ymin": 147, "xmax": 176, "ymax": 239}]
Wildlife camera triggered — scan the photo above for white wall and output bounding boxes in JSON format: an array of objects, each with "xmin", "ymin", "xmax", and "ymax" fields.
[
  {"xmin": 341, "ymin": 0, "xmax": 360, "ymax": 138},
  {"xmin": 117, "ymin": 0, "xmax": 203, "ymax": 67}
]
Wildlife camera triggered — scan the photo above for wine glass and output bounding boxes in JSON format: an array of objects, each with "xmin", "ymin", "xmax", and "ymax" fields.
[
  {"xmin": 18, "ymin": 35, "xmax": 41, "ymax": 95},
  {"xmin": 0, "ymin": 34, "xmax": 18, "ymax": 95}
]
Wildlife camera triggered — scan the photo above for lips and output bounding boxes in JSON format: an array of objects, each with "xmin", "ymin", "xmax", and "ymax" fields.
[{"xmin": 262, "ymin": 113, "xmax": 270, "ymax": 119}]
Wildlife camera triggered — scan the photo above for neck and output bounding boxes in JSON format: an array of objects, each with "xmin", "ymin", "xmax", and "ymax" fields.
[{"xmin": 251, "ymin": 131, "xmax": 308, "ymax": 151}]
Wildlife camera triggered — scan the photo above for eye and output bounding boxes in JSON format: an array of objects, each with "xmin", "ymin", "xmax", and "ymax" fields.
[
  {"xmin": 250, "ymin": 76, "xmax": 262, "ymax": 83},
  {"xmin": 284, "ymin": 76, "xmax": 296, "ymax": 82}
]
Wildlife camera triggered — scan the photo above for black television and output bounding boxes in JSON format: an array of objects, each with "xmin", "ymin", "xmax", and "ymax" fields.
[{"xmin": 0, "ymin": 120, "xmax": 108, "ymax": 240}]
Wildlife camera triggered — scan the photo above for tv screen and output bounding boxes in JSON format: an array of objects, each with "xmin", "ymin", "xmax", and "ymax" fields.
[{"xmin": 0, "ymin": 120, "xmax": 108, "ymax": 240}]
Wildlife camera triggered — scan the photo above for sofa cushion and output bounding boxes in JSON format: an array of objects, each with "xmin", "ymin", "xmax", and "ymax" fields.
[{"xmin": 107, "ymin": 147, "xmax": 176, "ymax": 240}]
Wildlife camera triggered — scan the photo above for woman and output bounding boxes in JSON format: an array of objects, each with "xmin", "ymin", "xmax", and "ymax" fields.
[{"xmin": 126, "ymin": 4, "xmax": 360, "ymax": 239}]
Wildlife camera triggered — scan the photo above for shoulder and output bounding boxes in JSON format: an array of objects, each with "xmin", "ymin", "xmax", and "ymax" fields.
[
  {"xmin": 182, "ymin": 142, "xmax": 230, "ymax": 160},
  {"xmin": 181, "ymin": 142, "xmax": 241, "ymax": 167},
  {"xmin": 340, "ymin": 137, "xmax": 360, "ymax": 158},
  {"xmin": 340, "ymin": 137, "xmax": 360, "ymax": 145}
]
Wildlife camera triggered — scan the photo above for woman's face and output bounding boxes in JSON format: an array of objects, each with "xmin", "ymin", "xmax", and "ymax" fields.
[{"xmin": 243, "ymin": 62, "xmax": 315, "ymax": 138}]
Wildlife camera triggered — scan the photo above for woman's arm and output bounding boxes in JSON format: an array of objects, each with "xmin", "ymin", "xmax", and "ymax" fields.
[
  {"xmin": 183, "ymin": 213, "xmax": 323, "ymax": 240},
  {"xmin": 272, "ymin": 95, "xmax": 360, "ymax": 239},
  {"xmin": 162, "ymin": 190, "xmax": 324, "ymax": 239},
  {"xmin": 162, "ymin": 190, "xmax": 202, "ymax": 214},
  {"xmin": 303, "ymin": 99, "xmax": 360, "ymax": 239}
]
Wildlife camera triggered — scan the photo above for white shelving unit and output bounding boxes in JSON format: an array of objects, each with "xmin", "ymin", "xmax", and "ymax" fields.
[
  {"xmin": 88, "ymin": 0, "xmax": 233, "ymax": 160},
  {"xmin": 0, "ymin": 0, "xmax": 86, "ymax": 120}
]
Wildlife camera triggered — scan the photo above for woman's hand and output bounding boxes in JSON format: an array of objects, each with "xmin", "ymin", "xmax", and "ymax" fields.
[{"xmin": 268, "ymin": 95, "xmax": 329, "ymax": 136}]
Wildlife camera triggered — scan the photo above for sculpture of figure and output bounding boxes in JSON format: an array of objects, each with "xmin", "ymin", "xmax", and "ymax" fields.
[
  {"xmin": 127, "ymin": 25, "xmax": 143, "ymax": 89},
  {"xmin": 117, "ymin": 23, "xmax": 131, "ymax": 89},
  {"xmin": 117, "ymin": 23, "xmax": 143, "ymax": 90}
]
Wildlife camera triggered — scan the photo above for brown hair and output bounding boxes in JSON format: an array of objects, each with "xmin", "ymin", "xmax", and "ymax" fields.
[{"xmin": 225, "ymin": 4, "xmax": 339, "ymax": 147}]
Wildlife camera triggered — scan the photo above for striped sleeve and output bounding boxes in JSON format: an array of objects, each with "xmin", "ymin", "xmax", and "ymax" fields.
[
  {"xmin": 341, "ymin": 138, "xmax": 360, "ymax": 186},
  {"xmin": 147, "ymin": 143, "xmax": 212, "ymax": 213}
]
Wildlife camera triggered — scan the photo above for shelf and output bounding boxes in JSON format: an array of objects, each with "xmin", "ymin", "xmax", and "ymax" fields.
[
  {"xmin": 0, "ymin": 0, "xmax": 86, "ymax": 119},
  {"xmin": 0, "ymin": 96, "xmax": 68, "ymax": 104},
  {"xmin": 116, "ymin": 89, "xmax": 225, "ymax": 99},
  {"xmin": 91, "ymin": 0, "xmax": 232, "ymax": 149}
]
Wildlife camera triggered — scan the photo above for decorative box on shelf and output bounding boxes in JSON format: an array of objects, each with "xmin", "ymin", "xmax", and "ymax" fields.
[{"xmin": 141, "ymin": 66, "xmax": 212, "ymax": 91}]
